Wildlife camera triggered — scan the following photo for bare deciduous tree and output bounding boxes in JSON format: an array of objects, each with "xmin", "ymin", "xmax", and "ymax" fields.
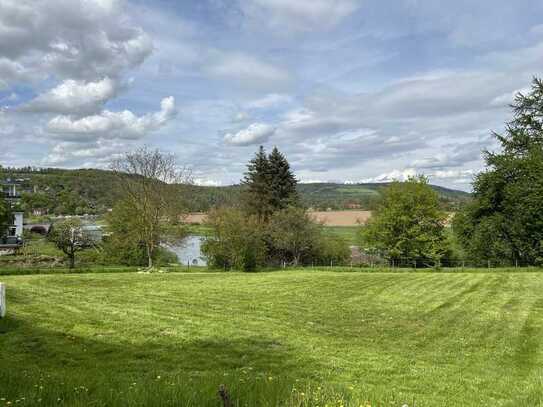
[{"xmin": 111, "ymin": 147, "xmax": 192, "ymax": 269}]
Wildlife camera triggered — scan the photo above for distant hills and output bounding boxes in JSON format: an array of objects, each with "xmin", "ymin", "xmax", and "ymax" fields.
[{"xmin": 1, "ymin": 167, "xmax": 471, "ymax": 215}]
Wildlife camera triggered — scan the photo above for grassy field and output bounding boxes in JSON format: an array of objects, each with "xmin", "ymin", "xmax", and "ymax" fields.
[
  {"xmin": 1, "ymin": 270, "xmax": 543, "ymax": 406},
  {"xmin": 321, "ymin": 226, "xmax": 360, "ymax": 245}
]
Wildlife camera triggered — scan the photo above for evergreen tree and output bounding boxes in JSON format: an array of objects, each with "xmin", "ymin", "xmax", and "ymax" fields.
[
  {"xmin": 453, "ymin": 78, "xmax": 543, "ymax": 266},
  {"xmin": 268, "ymin": 147, "xmax": 299, "ymax": 210},
  {"xmin": 242, "ymin": 146, "xmax": 272, "ymax": 220}
]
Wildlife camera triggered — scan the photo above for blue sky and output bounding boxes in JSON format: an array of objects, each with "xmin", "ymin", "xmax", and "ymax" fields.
[{"xmin": 1, "ymin": 0, "xmax": 542, "ymax": 190}]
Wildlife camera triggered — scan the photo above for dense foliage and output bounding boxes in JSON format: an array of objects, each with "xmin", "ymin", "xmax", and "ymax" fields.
[
  {"xmin": 203, "ymin": 148, "xmax": 350, "ymax": 271},
  {"xmin": 243, "ymin": 146, "xmax": 299, "ymax": 219},
  {"xmin": 361, "ymin": 176, "xmax": 448, "ymax": 265},
  {"xmin": 201, "ymin": 208, "xmax": 267, "ymax": 272},
  {"xmin": 0, "ymin": 198, "xmax": 12, "ymax": 235},
  {"xmin": 0, "ymin": 167, "xmax": 468, "ymax": 216},
  {"xmin": 453, "ymin": 78, "xmax": 543, "ymax": 266}
]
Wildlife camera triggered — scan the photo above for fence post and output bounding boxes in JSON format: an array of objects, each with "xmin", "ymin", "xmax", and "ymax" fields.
[
  {"xmin": 487, "ymin": 260, "xmax": 490, "ymax": 270},
  {"xmin": 0, "ymin": 283, "xmax": 6, "ymax": 318}
]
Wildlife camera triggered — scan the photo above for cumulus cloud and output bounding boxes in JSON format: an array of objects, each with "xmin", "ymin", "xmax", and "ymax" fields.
[
  {"xmin": 224, "ymin": 123, "xmax": 276, "ymax": 146},
  {"xmin": 0, "ymin": 0, "xmax": 152, "ymax": 85},
  {"xmin": 20, "ymin": 77, "xmax": 122, "ymax": 116},
  {"xmin": 46, "ymin": 96, "xmax": 177, "ymax": 141},
  {"xmin": 43, "ymin": 139, "xmax": 127, "ymax": 166}
]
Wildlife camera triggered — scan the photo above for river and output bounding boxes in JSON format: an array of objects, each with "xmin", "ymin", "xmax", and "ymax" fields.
[{"xmin": 166, "ymin": 235, "xmax": 207, "ymax": 266}]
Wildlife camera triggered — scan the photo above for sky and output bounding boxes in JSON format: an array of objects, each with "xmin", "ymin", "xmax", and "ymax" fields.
[{"xmin": 1, "ymin": 0, "xmax": 542, "ymax": 190}]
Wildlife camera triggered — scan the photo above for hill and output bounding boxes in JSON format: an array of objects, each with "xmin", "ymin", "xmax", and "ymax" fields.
[{"xmin": 0, "ymin": 167, "xmax": 471, "ymax": 215}]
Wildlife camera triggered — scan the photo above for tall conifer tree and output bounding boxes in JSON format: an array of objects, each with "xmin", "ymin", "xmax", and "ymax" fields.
[
  {"xmin": 268, "ymin": 147, "xmax": 298, "ymax": 210},
  {"xmin": 454, "ymin": 78, "xmax": 543, "ymax": 265},
  {"xmin": 242, "ymin": 146, "xmax": 272, "ymax": 220}
]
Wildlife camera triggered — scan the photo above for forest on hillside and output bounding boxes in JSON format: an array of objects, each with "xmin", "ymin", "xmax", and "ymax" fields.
[{"xmin": 0, "ymin": 167, "xmax": 470, "ymax": 216}]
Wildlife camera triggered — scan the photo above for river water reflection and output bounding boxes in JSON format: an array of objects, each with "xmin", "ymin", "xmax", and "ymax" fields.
[{"xmin": 166, "ymin": 235, "xmax": 207, "ymax": 266}]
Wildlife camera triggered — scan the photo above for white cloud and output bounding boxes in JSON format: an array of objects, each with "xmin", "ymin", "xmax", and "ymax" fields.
[
  {"xmin": 245, "ymin": 93, "xmax": 294, "ymax": 109},
  {"xmin": 233, "ymin": 111, "xmax": 250, "ymax": 122},
  {"xmin": 206, "ymin": 52, "xmax": 290, "ymax": 85},
  {"xmin": 21, "ymin": 77, "xmax": 121, "ymax": 116},
  {"xmin": 241, "ymin": 0, "xmax": 360, "ymax": 32},
  {"xmin": 490, "ymin": 87, "xmax": 531, "ymax": 107},
  {"xmin": 43, "ymin": 139, "xmax": 126, "ymax": 166},
  {"xmin": 46, "ymin": 96, "xmax": 176, "ymax": 141},
  {"xmin": 224, "ymin": 123, "xmax": 276, "ymax": 146},
  {"xmin": 0, "ymin": 0, "xmax": 152, "ymax": 85}
]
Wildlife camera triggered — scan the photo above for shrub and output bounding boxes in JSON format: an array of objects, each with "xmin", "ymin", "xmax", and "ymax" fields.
[{"xmin": 202, "ymin": 208, "xmax": 267, "ymax": 272}]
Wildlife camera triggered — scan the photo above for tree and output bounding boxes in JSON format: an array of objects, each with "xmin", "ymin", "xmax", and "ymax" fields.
[
  {"xmin": 242, "ymin": 146, "xmax": 300, "ymax": 221},
  {"xmin": 201, "ymin": 208, "xmax": 267, "ymax": 271},
  {"xmin": 0, "ymin": 199, "xmax": 12, "ymax": 236},
  {"xmin": 111, "ymin": 147, "xmax": 191, "ymax": 269},
  {"xmin": 242, "ymin": 146, "xmax": 272, "ymax": 221},
  {"xmin": 268, "ymin": 147, "xmax": 298, "ymax": 210},
  {"xmin": 267, "ymin": 207, "xmax": 319, "ymax": 266},
  {"xmin": 49, "ymin": 219, "xmax": 94, "ymax": 269},
  {"xmin": 361, "ymin": 176, "xmax": 447, "ymax": 265},
  {"xmin": 453, "ymin": 78, "xmax": 543, "ymax": 266},
  {"xmin": 103, "ymin": 199, "xmax": 148, "ymax": 266}
]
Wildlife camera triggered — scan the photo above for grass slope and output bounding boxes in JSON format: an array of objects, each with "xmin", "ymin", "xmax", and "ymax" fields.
[{"xmin": 1, "ymin": 270, "xmax": 542, "ymax": 406}]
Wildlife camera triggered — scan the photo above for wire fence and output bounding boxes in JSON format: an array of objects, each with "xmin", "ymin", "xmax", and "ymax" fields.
[{"xmin": 276, "ymin": 257, "xmax": 538, "ymax": 270}]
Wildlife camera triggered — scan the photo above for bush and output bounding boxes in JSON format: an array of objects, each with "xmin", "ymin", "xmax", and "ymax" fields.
[
  {"xmin": 313, "ymin": 234, "xmax": 351, "ymax": 265},
  {"xmin": 202, "ymin": 208, "xmax": 267, "ymax": 272}
]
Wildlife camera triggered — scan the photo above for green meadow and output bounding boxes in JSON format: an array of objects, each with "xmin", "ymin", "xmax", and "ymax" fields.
[{"xmin": 1, "ymin": 270, "xmax": 543, "ymax": 406}]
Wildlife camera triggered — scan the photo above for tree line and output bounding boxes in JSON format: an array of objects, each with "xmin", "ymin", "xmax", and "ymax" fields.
[{"xmin": 22, "ymin": 77, "xmax": 543, "ymax": 270}]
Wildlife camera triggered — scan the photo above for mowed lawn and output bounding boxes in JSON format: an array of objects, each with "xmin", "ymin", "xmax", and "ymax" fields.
[{"xmin": 1, "ymin": 270, "xmax": 543, "ymax": 406}]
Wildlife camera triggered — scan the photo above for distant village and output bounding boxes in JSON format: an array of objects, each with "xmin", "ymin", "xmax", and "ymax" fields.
[{"xmin": 0, "ymin": 178, "xmax": 29, "ymax": 250}]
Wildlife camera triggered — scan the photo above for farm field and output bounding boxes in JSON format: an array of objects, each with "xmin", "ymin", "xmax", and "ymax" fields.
[
  {"xmin": 184, "ymin": 210, "xmax": 373, "ymax": 227},
  {"xmin": 1, "ymin": 270, "xmax": 543, "ymax": 406},
  {"xmin": 321, "ymin": 226, "xmax": 360, "ymax": 245}
]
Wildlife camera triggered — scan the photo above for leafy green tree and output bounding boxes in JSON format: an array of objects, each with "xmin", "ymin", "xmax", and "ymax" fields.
[
  {"xmin": 268, "ymin": 147, "xmax": 299, "ymax": 210},
  {"xmin": 202, "ymin": 208, "xmax": 267, "ymax": 271},
  {"xmin": 361, "ymin": 176, "xmax": 447, "ymax": 265},
  {"xmin": 267, "ymin": 207, "xmax": 319, "ymax": 266},
  {"xmin": 48, "ymin": 219, "xmax": 94, "ymax": 269},
  {"xmin": 0, "ymin": 199, "xmax": 12, "ymax": 236},
  {"xmin": 314, "ymin": 234, "xmax": 351, "ymax": 265},
  {"xmin": 242, "ymin": 146, "xmax": 272, "ymax": 221},
  {"xmin": 103, "ymin": 200, "xmax": 147, "ymax": 266},
  {"xmin": 453, "ymin": 78, "xmax": 543, "ymax": 266}
]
